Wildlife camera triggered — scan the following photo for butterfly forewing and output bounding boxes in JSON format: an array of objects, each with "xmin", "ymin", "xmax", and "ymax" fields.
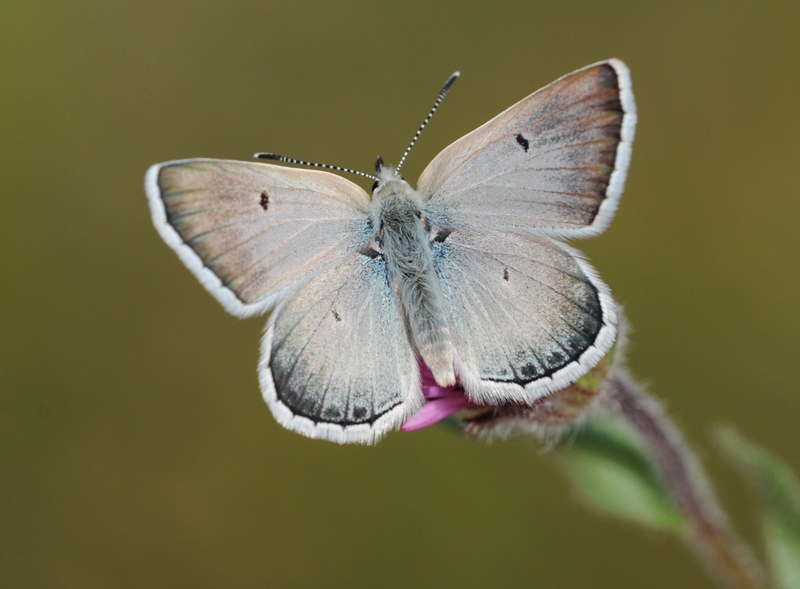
[
  {"xmin": 419, "ymin": 60, "xmax": 635, "ymax": 237},
  {"xmin": 433, "ymin": 228, "xmax": 616, "ymax": 404},
  {"xmin": 147, "ymin": 159, "xmax": 371, "ymax": 317},
  {"xmin": 260, "ymin": 252, "xmax": 422, "ymax": 444}
]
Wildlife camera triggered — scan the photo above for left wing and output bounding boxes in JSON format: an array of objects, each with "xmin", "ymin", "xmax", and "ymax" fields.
[{"xmin": 146, "ymin": 159, "xmax": 371, "ymax": 318}]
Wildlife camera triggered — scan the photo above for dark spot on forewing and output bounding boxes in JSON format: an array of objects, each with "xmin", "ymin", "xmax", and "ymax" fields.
[
  {"xmin": 260, "ymin": 191, "xmax": 269, "ymax": 211},
  {"xmin": 503, "ymin": 268, "xmax": 509, "ymax": 281},
  {"xmin": 332, "ymin": 309, "xmax": 341, "ymax": 322},
  {"xmin": 515, "ymin": 133, "xmax": 530, "ymax": 152}
]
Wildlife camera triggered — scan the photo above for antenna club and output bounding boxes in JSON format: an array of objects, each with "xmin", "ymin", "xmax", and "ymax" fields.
[
  {"xmin": 443, "ymin": 71, "xmax": 461, "ymax": 90},
  {"xmin": 395, "ymin": 70, "xmax": 461, "ymax": 173}
]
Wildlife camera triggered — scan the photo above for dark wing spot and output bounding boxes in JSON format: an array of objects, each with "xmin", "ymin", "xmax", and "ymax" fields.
[
  {"xmin": 353, "ymin": 406, "xmax": 367, "ymax": 420},
  {"xmin": 515, "ymin": 133, "xmax": 530, "ymax": 153},
  {"xmin": 331, "ymin": 309, "xmax": 341, "ymax": 322},
  {"xmin": 503, "ymin": 268, "xmax": 509, "ymax": 281},
  {"xmin": 260, "ymin": 191, "xmax": 270, "ymax": 211},
  {"xmin": 515, "ymin": 358, "xmax": 543, "ymax": 381},
  {"xmin": 321, "ymin": 406, "xmax": 342, "ymax": 421}
]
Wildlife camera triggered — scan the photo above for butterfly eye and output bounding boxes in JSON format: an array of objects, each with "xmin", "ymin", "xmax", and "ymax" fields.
[{"xmin": 372, "ymin": 181, "xmax": 379, "ymax": 192}]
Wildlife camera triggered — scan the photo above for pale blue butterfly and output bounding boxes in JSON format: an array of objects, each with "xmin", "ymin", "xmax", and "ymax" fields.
[{"xmin": 146, "ymin": 59, "xmax": 636, "ymax": 444}]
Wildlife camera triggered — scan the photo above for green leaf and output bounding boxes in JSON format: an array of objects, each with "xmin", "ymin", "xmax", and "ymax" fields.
[
  {"xmin": 557, "ymin": 417, "xmax": 685, "ymax": 532},
  {"xmin": 717, "ymin": 428, "xmax": 800, "ymax": 589}
]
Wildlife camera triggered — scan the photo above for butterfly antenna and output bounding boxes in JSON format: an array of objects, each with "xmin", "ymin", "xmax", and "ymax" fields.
[
  {"xmin": 255, "ymin": 153, "xmax": 378, "ymax": 182},
  {"xmin": 395, "ymin": 71, "xmax": 460, "ymax": 173}
]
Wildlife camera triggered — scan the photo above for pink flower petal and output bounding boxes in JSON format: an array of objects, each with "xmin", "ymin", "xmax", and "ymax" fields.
[
  {"xmin": 401, "ymin": 395, "xmax": 473, "ymax": 431},
  {"xmin": 422, "ymin": 383, "xmax": 458, "ymax": 399}
]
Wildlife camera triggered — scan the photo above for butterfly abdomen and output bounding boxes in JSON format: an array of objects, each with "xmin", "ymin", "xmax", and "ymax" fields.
[{"xmin": 375, "ymin": 178, "xmax": 456, "ymax": 386}]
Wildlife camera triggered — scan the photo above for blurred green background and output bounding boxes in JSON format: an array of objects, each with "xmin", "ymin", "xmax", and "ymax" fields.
[{"xmin": 2, "ymin": 1, "xmax": 798, "ymax": 587}]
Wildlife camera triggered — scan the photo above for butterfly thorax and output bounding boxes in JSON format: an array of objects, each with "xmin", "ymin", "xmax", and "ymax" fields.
[{"xmin": 371, "ymin": 170, "xmax": 456, "ymax": 386}]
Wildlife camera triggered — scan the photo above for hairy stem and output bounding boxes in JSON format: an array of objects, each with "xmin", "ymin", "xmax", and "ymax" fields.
[{"xmin": 603, "ymin": 369, "xmax": 765, "ymax": 589}]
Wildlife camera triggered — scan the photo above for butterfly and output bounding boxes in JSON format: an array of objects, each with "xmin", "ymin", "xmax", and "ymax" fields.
[{"xmin": 145, "ymin": 59, "xmax": 636, "ymax": 444}]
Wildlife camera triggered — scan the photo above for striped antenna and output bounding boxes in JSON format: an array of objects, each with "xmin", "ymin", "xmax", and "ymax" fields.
[
  {"xmin": 395, "ymin": 71, "xmax": 460, "ymax": 173},
  {"xmin": 255, "ymin": 152, "xmax": 378, "ymax": 182}
]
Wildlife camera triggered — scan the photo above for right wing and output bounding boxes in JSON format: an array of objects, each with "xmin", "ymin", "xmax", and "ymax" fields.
[
  {"xmin": 260, "ymin": 252, "xmax": 422, "ymax": 444},
  {"xmin": 146, "ymin": 159, "xmax": 372, "ymax": 317},
  {"xmin": 418, "ymin": 60, "xmax": 635, "ymax": 238}
]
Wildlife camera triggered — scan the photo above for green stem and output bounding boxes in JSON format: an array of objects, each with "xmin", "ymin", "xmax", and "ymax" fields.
[{"xmin": 604, "ymin": 369, "xmax": 766, "ymax": 589}]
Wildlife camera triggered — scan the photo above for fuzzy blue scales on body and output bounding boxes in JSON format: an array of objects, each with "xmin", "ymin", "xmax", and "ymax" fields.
[{"xmin": 370, "ymin": 165, "xmax": 456, "ymax": 386}]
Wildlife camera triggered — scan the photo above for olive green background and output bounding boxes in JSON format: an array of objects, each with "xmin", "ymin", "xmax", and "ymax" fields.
[{"xmin": 2, "ymin": 2, "xmax": 798, "ymax": 588}]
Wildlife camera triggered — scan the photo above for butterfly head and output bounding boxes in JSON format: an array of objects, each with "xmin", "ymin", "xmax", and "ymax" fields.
[{"xmin": 372, "ymin": 156, "xmax": 408, "ymax": 195}]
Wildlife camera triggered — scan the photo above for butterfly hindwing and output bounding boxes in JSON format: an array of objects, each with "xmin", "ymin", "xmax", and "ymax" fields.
[
  {"xmin": 146, "ymin": 159, "xmax": 371, "ymax": 317},
  {"xmin": 260, "ymin": 252, "xmax": 422, "ymax": 444},
  {"xmin": 432, "ymin": 228, "xmax": 616, "ymax": 404},
  {"xmin": 419, "ymin": 59, "xmax": 636, "ymax": 237}
]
